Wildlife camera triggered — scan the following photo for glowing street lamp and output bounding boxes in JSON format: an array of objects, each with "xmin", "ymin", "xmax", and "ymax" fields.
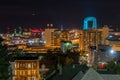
[{"xmin": 110, "ymin": 50, "xmax": 114, "ymax": 54}]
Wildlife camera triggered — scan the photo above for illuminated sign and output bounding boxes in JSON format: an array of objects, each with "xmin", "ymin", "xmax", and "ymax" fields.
[{"xmin": 31, "ymin": 29, "xmax": 44, "ymax": 33}]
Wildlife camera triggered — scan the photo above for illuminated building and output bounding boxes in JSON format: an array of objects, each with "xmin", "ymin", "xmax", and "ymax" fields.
[
  {"xmin": 108, "ymin": 30, "xmax": 120, "ymax": 51},
  {"xmin": 82, "ymin": 29, "xmax": 102, "ymax": 52},
  {"xmin": 13, "ymin": 60, "xmax": 40, "ymax": 80},
  {"xmin": 17, "ymin": 44, "xmax": 27, "ymax": 50},
  {"xmin": 44, "ymin": 29, "xmax": 68, "ymax": 48},
  {"xmin": 68, "ymin": 28, "xmax": 102, "ymax": 65},
  {"xmin": 3, "ymin": 28, "xmax": 45, "ymax": 46},
  {"xmin": 7, "ymin": 45, "xmax": 18, "ymax": 51},
  {"xmin": 68, "ymin": 29, "xmax": 80, "ymax": 49},
  {"xmin": 68, "ymin": 29, "xmax": 102, "ymax": 51},
  {"xmin": 98, "ymin": 25, "xmax": 109, "ymax": 45},
  {"xmin": 61, "ymin": 41, "xmax": 72, "ymax": 53},
  {"xmin": 54, "ymin": 30, "xmax": 68, "ymax": 47},
  {"xmin": 29, "ymin": 29, "xmax": 45, "ymax": 46},
  {"xmin": 98, "ymin": 25, "xmax": 120, "ymax": 51},
  {"xmin": 22, "ymin": 30, "xmax": 31, "ymax": 39},
  {"xmin": 44, "ymin": 28, "xmax": 56, "ymax": 47},
  {"xmin": 83, "ymin": 17, "xmax": 97, "ymax": 30}
]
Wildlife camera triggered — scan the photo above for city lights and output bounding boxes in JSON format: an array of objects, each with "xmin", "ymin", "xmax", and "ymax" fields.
[
  {"xmin": 0, "ymin": 0, "xmax": 120, "ymax": 80},
  {"xmin": 0, "ymin": 17, "xmax": 120, "ymax": 80},
  {"xmin": 110, "ymin": 49, "xmax": 115, "ymax": 54}
]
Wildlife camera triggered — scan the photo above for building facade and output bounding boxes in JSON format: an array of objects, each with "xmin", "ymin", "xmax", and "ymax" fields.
[
  {"xmin": 69, "ymin": 29, "xmax": 102, "ymax": 52},
  {"xmin": 54, "ymin": 30, "xmax": 68, "ymax": 47},
  {"xmin": 44, "ymin": 28, "xmax": 56, "ymax": 47},
  {"xmin": 13, "ymin": 60, "xmax": 40, "ymax": 80}
]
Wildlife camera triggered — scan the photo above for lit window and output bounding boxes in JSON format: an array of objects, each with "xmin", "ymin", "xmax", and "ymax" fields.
[
  {"xmin": 28, "ymin": 70, "xmax": 31, "ymax": 75},
  {"xmin": 20, "ymin": 63, "xmax": 22, "ymax": 67},
  {"xmin": 34, "ymin": 70, "xmax": 36, "ymax": 75},
  {"xmin": 23, "ymin": 71, "xmax": 25, "ymax": 75},
  {"xmin": 28, "ymin": 63, "xmax": 31, "ymax": 68},
  {"xmin": 20, "ymin": 71, "xmax": 22, "ymax": 75},
  {"xmin": 17, "ymin": 63, "xmax": 19, "ymax": 68},
  {"xmin": 17, "ymin": 71, "xmax": 19, "ymax": 75},
  {"xmin": 28, "ymin": 77, "xmax": 31, "ymax": 80},
  {"xmin": 14, "ymin": 71, "xmax": 17, "ymax": 75},
  {"xmin": 32, "ymin": 70, "xmax": 36, "ymax": 75},
  {"xmin": 15, "ymin": 63, "xmax": 17, "ymax": 68}
]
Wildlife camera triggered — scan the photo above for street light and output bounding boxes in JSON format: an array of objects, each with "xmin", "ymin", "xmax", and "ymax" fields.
[
  {"xmin": 110, "ymin": 50, "xmax": 115, "ymax": 54},
  {"xmin": 109, "ymin": 49, "xmax": 117, "ymax": 60}
]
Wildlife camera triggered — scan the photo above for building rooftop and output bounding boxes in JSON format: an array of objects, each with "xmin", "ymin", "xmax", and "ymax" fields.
[
  {"xmin": 47, "ymin": 64, "xmax": 88, "ymax": 80},
  {"xmin": 48, "ymin": 65, "xmax": 120, "ymax": 80},
  {"xmin": 101, "ymin": 74, "xmax": 120, "ymax": 80},
  {"xmin": 81, "ymin": 68, "xmax": 104, "ymax": 80},
  {"xmin": 73, "ymin": 68, "xmax": 120, "ymax": 80}
]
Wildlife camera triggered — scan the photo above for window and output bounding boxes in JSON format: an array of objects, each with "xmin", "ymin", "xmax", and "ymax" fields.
[
  {"xmin": 28, "ymin": 70, "xmax": 31, "ymax": 75},
  {"xmin": 14, "ymin": 63, "xmax": 17, "ymax": 68},
  {"xmin": 14, "ymin": 71, "xmax": 17, "ymax": 75},
  {"xmin": 20, "ymin": 71, "xmax": 22, "ymax": 75},
  {"xmin": 28, "ymin": 77, "xmax": 31, "ymax": 80},
  {"xmin": 20, "ymin": 63, "xmax": 22, "ymax": 67},
  {"xmin": 33, "ymin": 70, "xmax": 36, "ymax": 75},
  {"xmin": 28, "ymin": 63, "xmax": 31, "ymax": 68},
  {"xmin": 33, "ymin": 63, "xmax": 36, "ymax": 68},
  {"xmin": 23, "ymin": 71, "xmax": 25, "ymax": 76},
  {"xmin": 17, "ymin": 63, "xmax": 19, "ymax": 68},
  {"xmin": 23, "ymin": 63, "xmax": 25, "ymax": 68}
]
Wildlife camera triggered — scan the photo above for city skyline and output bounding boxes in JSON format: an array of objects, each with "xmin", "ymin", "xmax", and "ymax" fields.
[{"xmin": 0, "ymin": 1, "xmax": 120, "ymax": 79}]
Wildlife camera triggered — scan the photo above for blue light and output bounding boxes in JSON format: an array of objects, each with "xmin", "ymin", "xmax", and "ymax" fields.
[
  {"xmin": 110, "ymin": 50, "xmax": 116, "ymax": 55},
  {"xmin": 109, "ymin": 35, "xmax": 113, "ymax": 38},
  {"xmin": 83, "ymin": 17, "xmax": 97, "ymax": 30},
  {"xmin": 110, "ymin": 50, "xmax": 114, "ymax": 54}
]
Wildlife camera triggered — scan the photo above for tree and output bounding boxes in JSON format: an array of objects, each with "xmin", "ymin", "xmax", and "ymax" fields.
[
  {"xmin": 106, "ymin": 61, "xmax": 120, "ymax": 74},
  {"xmin": 66, "ymin": 50, "xmax": 79, "ymax": 64},
  {"xmin": 65, "ymin": 56, "xmax": 73, "ymax": 64},
  {"xmin": 0, "ymin": 37, "xmax": 11, "ymax": 80}
]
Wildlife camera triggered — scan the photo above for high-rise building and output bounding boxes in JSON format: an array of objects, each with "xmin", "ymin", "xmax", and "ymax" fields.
[
  {"xmin": 98, "ymin": 25, "xmax": 109, "ymax": 45},
  {"xmin": 98, "ymin": 25, "xmax": 120, "ymax": 51},
  {"xmin": 44, "ymin": 28, "xmax": 56, "ymax": 47},
  {"xmin": 68, "ymin": 28, "xmax": 102, "ymax": 66},
  {"xmin": 54, "ymin": 30, "xmax": 68, "ymax": 47},
  {"xmin": 108, "ymin": 30, "xmax": 120, "ymax": 51},
  {"xmin": 68, "ymin": 29, "xmax": 81, "ymax": 49},
  {"xmin": 69, "ymin": 29, "xmax": 102, "ymax": 52}
]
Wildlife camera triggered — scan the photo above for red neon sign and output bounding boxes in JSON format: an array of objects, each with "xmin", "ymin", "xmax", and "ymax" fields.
[{"xmin": 31, "ymin": 29, "xmax": 43, "ymax": 33}]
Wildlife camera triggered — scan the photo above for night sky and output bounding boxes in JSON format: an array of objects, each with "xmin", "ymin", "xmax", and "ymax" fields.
[{"xmin": 0, "ymin": 0, "xmax": 120, "ymax": 32}]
